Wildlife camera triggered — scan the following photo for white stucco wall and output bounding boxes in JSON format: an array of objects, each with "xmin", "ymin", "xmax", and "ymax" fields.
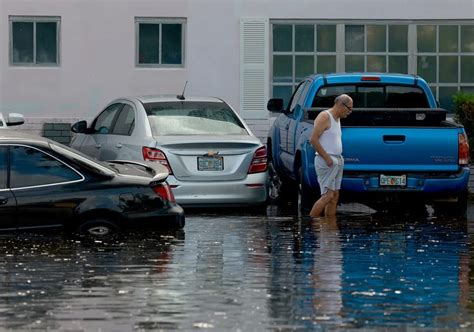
[{"xmin": 1, "ymin": 0, "xmax": 473, "ymax": 134}]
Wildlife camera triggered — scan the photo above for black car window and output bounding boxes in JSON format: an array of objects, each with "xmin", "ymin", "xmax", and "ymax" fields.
[
  {"xmin": 144, "ymin": 101, "xmax": 248, "ymax": 136},
  {"xmin": 93, "ymin": 103, "xmax": 122, "ymax": 134},
  {"xmin": 0, "ymin": 146, "xmax": 7, "ymax": 189},
  {"xmin": 10, "ymin": 146, "xmax": 82, "ymax": 188},
  {"xmin": 112, "ymin": 104, "xmax": 135, "ymax": 136}
]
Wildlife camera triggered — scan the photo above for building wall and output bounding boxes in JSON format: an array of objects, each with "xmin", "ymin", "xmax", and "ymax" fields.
[{"xmin": 1, "ymin": 0, "xmax": 473, "ymax": 142}]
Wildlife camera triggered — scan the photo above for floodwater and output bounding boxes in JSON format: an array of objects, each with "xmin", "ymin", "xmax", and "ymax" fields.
[{"xmin": 0, "ymin": 203, "xmax": 473, "ymax": 331}]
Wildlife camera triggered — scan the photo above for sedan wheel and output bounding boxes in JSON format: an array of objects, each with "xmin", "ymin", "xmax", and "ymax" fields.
[{"xmin": 78, "ymin": 219, "xmax": 118, "ymax": 238}]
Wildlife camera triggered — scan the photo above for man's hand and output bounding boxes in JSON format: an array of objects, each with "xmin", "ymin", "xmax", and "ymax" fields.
[{"xmin": 325, "ymin": 156, "xmax": 334, "ymax": 167}]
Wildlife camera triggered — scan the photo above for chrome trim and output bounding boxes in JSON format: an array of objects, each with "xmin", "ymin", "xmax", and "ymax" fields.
[{"xmin": 1, "ymin": 143, "xmax": 86, "ymax": 190}]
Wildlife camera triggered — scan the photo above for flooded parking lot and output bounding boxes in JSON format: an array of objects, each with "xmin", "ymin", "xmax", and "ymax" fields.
[{"xmin": 1, "ymin": 203, "xmax": 474, "ymax": 330}]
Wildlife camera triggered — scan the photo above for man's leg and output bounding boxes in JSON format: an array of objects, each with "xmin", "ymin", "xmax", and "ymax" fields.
[
  {"xmin": 324, "ymin": 190, "xmax": 339, "ymax": 217},
  {"xmin": 309, "ymin": 190, "xmax": 335, "ymax": 218}
]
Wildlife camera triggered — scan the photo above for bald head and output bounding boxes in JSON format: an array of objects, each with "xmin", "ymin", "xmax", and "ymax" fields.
[
  {"xmin": 332, "ymin": 94, "xmax": 353, "ymax": 119},
  {"xmin": 334, "ymin": 94, "xmax": 352, "ymax": 106}
]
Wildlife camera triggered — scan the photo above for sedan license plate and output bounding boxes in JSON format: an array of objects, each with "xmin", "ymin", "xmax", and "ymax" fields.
[
  {"xmin": 198, "ymin": 156, "xmax": 224, "ymax": 171},
  {"xmin": 380, "ymin": 174, "xmax": 407, "ymax": 187}
]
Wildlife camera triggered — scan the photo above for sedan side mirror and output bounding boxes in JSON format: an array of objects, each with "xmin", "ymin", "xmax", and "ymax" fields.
[
  {"xmin": 267, "ymin": 98, "xmax": 284, "ymax": 113},
  {"xmin": 6, "ymin": 113, "xmax": 24, "ymax": 126},
  {"xmin": 71, "ymin": 120, "xmax": 89, "ymax": 134}
]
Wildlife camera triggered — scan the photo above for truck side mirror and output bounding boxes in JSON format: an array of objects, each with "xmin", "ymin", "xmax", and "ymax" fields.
[
  {"xmin": 71, "ymin": 120, "xmax": 88, "ymax": 134},
  {"xmin": 267, "ymin": 98, "xmax": 284, "ymax": 112}
]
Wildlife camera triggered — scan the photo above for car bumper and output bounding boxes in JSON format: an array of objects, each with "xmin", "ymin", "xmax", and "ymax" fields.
[
  {"xmin": 168, "ymin": 172, "xmax": 269, "ymax": 207},
  {"xmin": 340, "ymin": 167, "xmax": 470, "ymax": 201},
  {"xmin": 126, "ymin": 204, "xmax": 185, "ymax": 229}
]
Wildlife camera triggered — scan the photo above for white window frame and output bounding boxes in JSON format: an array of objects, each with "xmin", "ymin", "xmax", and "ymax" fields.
[
  {"xmin": 9, "ymin": 16, "xmax": 61, "ymax": 67},
  {"xmin": 135, "ymin": 17, "xmax": 186, "ymax": 68},
  {"xmin": 270, "ymin": 19, "xmax": 474, "ymax": 110}
]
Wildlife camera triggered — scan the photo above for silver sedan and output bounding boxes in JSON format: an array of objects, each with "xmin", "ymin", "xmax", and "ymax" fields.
[{"xmin": 70, "ymin": 95, "xmax": 268, "ymax": 208}]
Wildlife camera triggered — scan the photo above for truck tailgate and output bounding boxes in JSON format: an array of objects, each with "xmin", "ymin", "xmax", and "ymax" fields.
[{"xmin": 342, "ymin": 127, "xmax": 459, "ymax": 172}]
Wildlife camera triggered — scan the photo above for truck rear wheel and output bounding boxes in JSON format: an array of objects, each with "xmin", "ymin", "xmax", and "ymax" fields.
[
  {"xmin": 297, "ymin": 165, "xmax": 318, "ymax": 216},
  {"xmin": 433, "ymin": 190, "xmax": 469, "ymax": 217}
]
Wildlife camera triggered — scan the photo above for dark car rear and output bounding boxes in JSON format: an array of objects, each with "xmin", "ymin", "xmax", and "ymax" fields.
[{"xmin": 0, "ymin": 131, "xmax": 184, "ymax": 237}]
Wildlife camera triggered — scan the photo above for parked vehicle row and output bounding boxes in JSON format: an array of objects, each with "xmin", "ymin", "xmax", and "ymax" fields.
[
  {"xmin": 70, "ymin": 95, "xmax": 269, "ymax": 208},
  {"xmin": 0, "ymin": 130, "xmax": 184, "ymax": 238}
]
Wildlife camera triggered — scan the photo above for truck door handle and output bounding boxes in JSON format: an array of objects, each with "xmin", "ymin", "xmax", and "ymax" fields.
[
  {"xmin": 383, "ymin": 135, "xmax": 405, "ymax": 143},
  {"xmin": 116, "ymin": 143, "xmax": 123, "ymax": 148},
  {"xmin": 285, "ymin": 124, "xmax": 290, "ymax": 130},
  {"xmin": 95, "ymin": 143, "xmax": 102, "ymax": 149},
  {"xmin": 0, "ymin": 196, "xmax": 8, "ymax": 205}
]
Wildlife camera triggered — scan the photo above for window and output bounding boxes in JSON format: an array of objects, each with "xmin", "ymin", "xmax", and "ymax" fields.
[
  {"xmin": 144, "ymin": 102, "xmax": 248, "ymax": 136},
  {"xmin": 312, "ymin": 85, "xmax": 429, "ymax": 108},
  {"xmin": 136, "ymin": 18, "xmax": 185, "ymax": 67},
  {"xmin": 93, "ymin": 103, "xmax": 123, "ymax": 134},
  {"xmin": 416, "ymin": 24, "xmax": 474, "ymax": 110},
  {"xmin": 10, "ymin": 146, "xmax": 82, "ymax": 188},
  {"xmin": 9, "ymin": 16, "xmax": 60, "ymax": 66},
  {"xmin": 270, "ymin": 21, "xmax": 474, "ymax": 112},
  {"xmin": 271, "ymin": 23, "xmax": 337, "ymax": 107},
  {"xmin": 0, "ymin": 147, "xmax": 7, "ymax": 189},
  {"xmin": 112, "ymin": 105, "xmax": 135, "ymax": 136}
]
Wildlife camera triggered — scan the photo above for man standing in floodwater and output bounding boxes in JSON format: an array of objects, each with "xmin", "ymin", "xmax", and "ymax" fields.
[{"xmin": 309, "ymin": 94, "xmax": 353, "ymax": 218}]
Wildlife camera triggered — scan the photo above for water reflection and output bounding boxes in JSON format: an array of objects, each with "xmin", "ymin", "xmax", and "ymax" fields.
[{"xmin": 0, "ymin": 207, "xmax": 471, "ymax": 330}]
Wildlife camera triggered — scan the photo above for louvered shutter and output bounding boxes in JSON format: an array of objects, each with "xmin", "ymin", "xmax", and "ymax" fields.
[{"xmin": 240, "ymin": 18, "xmax": 269, "ymax": 119}]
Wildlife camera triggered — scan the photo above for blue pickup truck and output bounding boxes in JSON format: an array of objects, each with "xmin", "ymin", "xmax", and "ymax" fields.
[{"xmin": 267, "ymin": 73, "xmax": 470, "ymax": 214}]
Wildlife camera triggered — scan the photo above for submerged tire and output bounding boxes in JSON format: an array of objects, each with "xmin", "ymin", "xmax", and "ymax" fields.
[
  {"xmin": 297, "ymin": 165, "xmax": 318, "ymax": 216},
  {"xmin": 433, "ymin": 190, "xmax": 469, "ymax": 217},
  {"xmin": 77, "ymin": 218, "xmax": 119, "ymax": 238}
]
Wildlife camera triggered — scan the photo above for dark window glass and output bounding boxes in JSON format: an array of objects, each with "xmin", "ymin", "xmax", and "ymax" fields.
[
  {"xmin": 10, "ymin": 146, "xmax": 81, "ymax": 188},
  {"xmin": 36, "ymin": 22, "xmax": 57, "ymax": 64},
  {"xmin": 385, "ymin": 86, "xmax": 430, "ymax": 108},
  {"xmin": 112, "ymin": 105, "xmax": 135, "ymax": 135},
  {"xmin": 0, "ymin": 147, "xmax": 7, "ymax": 189},
  {"xmin": 139, "ymin": 23, "xmax": 159, "ymax": 64},
  {"xmin": 312, "ymin": 85, "xmax": 429, "ymax": 108},
  {"xmin": 93, "ymin": 104, "xmax": 122, "ymax": 134},
  {"xmin": 162, "ymin": 24, "xmax": 182, "ymax": 64},
  {"xmin": 12, "ymin": 22, "xmax": 33, "ymax": 63},
  {"xmin": 144, "ymin": 102, "xmax": 248, "ymax": 136}
]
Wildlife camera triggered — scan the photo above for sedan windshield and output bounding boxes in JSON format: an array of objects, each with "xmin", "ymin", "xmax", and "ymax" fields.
[{"xmin": 144, "ymin": 101, "xmax": 249, "ymax": 136}]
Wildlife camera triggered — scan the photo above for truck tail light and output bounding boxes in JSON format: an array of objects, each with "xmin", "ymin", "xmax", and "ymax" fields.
[
  {"xmin": 152, "ymin": 182, "xmax": 176, "ymax": 203},
  {"xmin": 361, "ymin": 76, "xmax": 381, "ymax": 81},
  {"xmin": 458, "ymin": 133, "xmax": 470, "ymax": 165},
  {"xmin": 248, "ymin": 147, "xmax": 268, "ymax": 174},
  {"xmin": 142, "ymin": 147, "xmax": 173, "ymax": 175}
]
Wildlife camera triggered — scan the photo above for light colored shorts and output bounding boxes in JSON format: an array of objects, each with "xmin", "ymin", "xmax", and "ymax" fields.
[{"xmin": 315, "ymin": 155, "xmax": 344, "ymax": 195}]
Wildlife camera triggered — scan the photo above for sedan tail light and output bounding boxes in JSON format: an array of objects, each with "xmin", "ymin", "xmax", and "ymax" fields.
[
  {"xmin": 152, "ymin": 182, "xmax": 176, "ymax": 203},
  {"xmin": 248, "ymin": 146, "xmax": 268, "ymax": 174},
  {"xmin": 142, "ymin": 147, "xmax": 173, "ymax": 174},
  {"xmin": 458, "ymin": 133, "xmax": 470, "ymax": 165}
]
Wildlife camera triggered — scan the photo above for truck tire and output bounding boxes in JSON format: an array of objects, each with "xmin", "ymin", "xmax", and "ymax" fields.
[
  {"xmin": 433, "ymin": 190, "xmax": 469, "ymax": 217},
  {"xmin": 267, "ymin": 142, "xmax": 297, "ymax": 204},
  {"xmin": 297, "ymin": 165, "xmax": 318, "ymax": 216}
]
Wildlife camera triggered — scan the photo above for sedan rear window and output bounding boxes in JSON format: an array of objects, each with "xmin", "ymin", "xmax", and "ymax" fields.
[{"xmin": 144, "ymin": 101, "xmax": 249, "ymax": 136}]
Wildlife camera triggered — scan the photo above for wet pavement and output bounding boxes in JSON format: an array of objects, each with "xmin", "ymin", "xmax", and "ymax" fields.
[{"xmin": 1, "ymin": 203, "xmax": 474, "ymax": 330}]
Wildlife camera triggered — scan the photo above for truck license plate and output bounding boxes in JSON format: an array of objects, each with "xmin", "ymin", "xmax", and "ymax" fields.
[
  {"xmin": 197, "ymin": 156, "xmax": 224, "ymax": 171},
  {"xmin": 380, "ymin": 174, "xmax": 407, "ymax": 186}
]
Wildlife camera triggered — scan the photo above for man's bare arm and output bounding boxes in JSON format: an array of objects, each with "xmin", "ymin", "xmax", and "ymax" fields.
[{"xmin": 309, "ymin": 112, "xmax": 333, "ymax": 167}]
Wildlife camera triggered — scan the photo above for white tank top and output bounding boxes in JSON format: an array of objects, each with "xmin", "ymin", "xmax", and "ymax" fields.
[{"xmin": 318, "ymin": 110, "xmax": 342, "ymax": 156}]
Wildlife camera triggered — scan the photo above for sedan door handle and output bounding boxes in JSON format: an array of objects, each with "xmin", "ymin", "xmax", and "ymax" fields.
[
  {"xmin": 0, "ymin": 196, "xmax": 8, "ymax": 205},
  {"xmin": 116, "ymin": 143, "xmax": 123, "ymax": 148}
]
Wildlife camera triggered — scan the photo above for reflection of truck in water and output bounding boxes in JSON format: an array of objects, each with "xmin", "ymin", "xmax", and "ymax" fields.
[{"xmin": 267, "ymin": 73, "xmax": 470, "ymax": 214}]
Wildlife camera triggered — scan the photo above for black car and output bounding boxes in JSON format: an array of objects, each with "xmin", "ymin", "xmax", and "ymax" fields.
[{"xmin": 0, "ymin": 130, "xmax": 184, "ymax": 237}]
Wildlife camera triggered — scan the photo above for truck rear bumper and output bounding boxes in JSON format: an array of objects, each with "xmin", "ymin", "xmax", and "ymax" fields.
[{"xmin": 341, "ymin": 167, "xmax": 470, "ymax": 197}]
